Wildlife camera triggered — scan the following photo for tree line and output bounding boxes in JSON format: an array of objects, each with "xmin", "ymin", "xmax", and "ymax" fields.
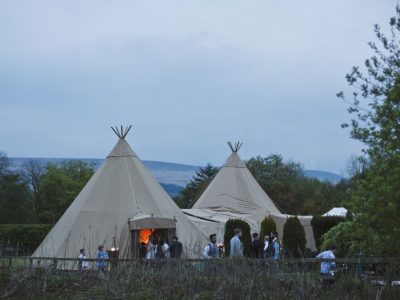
[
  {"xmin": 0, "ymin": 152, "xmax": 345, "ymax": 224},
  {"xmin": 0, "ymin": 155, "xmax": 94, "ymax": 224},
  {"xmin": 173, "ymin": 155, "xmax": 350, "ymax": 216}
]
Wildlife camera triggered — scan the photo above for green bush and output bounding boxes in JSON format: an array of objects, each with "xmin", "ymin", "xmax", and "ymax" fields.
[
  {"xmin": 282, "ymin": 217, "xmax": 306, "ymax": 258},
  {"xmin": 260, "ymin": 216, "xmax": 276, "ymax": 240},
  {"xmin": 224, "ymin": 219, "xmax": 251, "ymax": 257},
  {"xmin": 311, "ymin": 215, "xmax": 345, "ymax": 250},
  {"xmin": 0, "ymin": 224, "xmax": 53, "ymax": 255},
  {"xmin": 320, "ymin": 221, "xmax": 380, "ymax": 257}
]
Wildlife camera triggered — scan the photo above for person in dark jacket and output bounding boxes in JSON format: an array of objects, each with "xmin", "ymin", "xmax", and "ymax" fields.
[
  {"xmin": 251, "ymin": 233, "xmax": 264, "ymax": 259},
  {"xmin": 156, "ymin": 239, "xmax": 165, "ymax": 259},
  {"xmin": 169, "ymin": 236, "xmax": 183, "ymax": 258}
]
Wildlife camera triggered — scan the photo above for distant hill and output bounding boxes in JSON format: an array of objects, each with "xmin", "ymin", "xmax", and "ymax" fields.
[
  {"xmin": 9, "ymin": 158, "xmax": 342, "ymax": 196},
  {"xmin": 303, "ymin": 170, "xmax": 343, "ymax": 184}
]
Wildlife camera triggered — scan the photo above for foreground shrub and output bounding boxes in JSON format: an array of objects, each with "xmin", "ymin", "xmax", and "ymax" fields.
[
  {"xmin": 224, "ymin": 219, "xmax": 251, "ymax": 256},
  {"xmin": 311, "ymin": 215, "xmax": 345, "ymax": 250},
  {"xmin": 1, "ymin": 259, "xmax": 398, "ymax": 299},
  {"xmin": 260, "ymin": 216, "xmax": 276, "ymax": 240},
  {"xmin": 282, "ymin": 217, "xmax": 306, "ymax": 258}
]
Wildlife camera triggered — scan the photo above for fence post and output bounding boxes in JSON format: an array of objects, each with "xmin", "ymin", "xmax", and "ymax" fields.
[
  {"xmin": 8, "ymin": 257, "xmax": 12, "ymax": 268},
  {"xmin": 29, "ymin": 257, "xmax": 33, "ymax": 269},
  {"xmin": 52, "ymin": 258, "xmax": 58, "ymax": 270}
]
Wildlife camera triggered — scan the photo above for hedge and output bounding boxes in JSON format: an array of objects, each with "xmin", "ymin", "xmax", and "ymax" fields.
[
  {"xmin": 311, "ymin": 215, "xmax": 345, "ymax": 250},
  {"xmin": 224, "ymin": 219, "xmax": 252, "ymax": 257},
  {"xmin": 0, "ymin": 224, "xmax": 53, "ymax": 255},
  {"xmin": 282, "ymin": 217, "xmax": 306, "ymax": 258},
  {"xmin": 260, "ymin": 216, "xmax": 276, "ymax": 240}
]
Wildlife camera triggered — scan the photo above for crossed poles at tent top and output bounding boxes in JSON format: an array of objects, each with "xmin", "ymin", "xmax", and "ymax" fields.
[
  {"xmin": 111, "ymin": 125, "xmax": 132, "ymax": 139},
  {"xmin": 227, "ymin": 141, "xmax": 243, "ymax": 153},
  {"xmin": 111, "ymin": 126, "xmax": 243, "ymax": 154}
]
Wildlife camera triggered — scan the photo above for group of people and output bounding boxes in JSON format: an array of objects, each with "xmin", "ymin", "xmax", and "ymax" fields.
[
  {"xmin": 144, "ymin": 235, "xmax": 183, "ymax": 260},
  {"xmin": 80, "ymin": 232, "xmax": 337, "ymax": 277},
  {"xmin": 202, "ymin": 229, "xmax": 243, "ymax": 258},
  {"xmin": 250, "ymin": 232, "xmax": 281, "ymax": 259},
  {"xmin": 78, "ymin": 237, "xmax": 184, "ymax": 272},
  {"xmin": 78, "ymin": 245, "xmax": 108, "ymax": 272},
  {"xmin": 204, "ymin": 229, "xmax": 337, "ymax": 277},
  {"xmin": 202, "ymin": 228, "xmax": 281, "ymax": 259}
]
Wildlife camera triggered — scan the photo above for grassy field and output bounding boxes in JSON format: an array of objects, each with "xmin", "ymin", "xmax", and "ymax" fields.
[{"xmin": 1, "ymin": 258, "xmax": 399, "ymax": 299}]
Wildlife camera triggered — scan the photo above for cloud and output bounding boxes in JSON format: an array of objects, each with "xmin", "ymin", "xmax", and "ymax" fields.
[{"xmin": 0, "ymin": 0, "xmax": 396, "ymax": 172}]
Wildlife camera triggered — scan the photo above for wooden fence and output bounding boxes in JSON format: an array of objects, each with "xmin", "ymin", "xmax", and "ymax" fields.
[{"xmin": 1, "ymin": 256, "xmax": 400, "ymax": 274}]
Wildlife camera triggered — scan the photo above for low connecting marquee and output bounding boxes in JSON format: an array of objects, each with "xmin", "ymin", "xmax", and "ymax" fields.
[{"xmin": 111, "ymin": 125, "xmax": 132, "ymax": 139}]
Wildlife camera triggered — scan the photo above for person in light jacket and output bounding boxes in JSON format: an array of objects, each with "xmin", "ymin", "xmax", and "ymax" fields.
[
  {"xmin": 96, "ymin": 245, "xmax": 108, "ymax": 272},
  {"xmin": 146, "ymin": 236, "xmax": 156, "ymax": 260},
  {"xmin": 271, "ymin": 232, "xmax": 281, "ymax": 260},
  {"xmin": 316, "ymin": 245, "xmax": 337, "ymax": 275},
  {"xmin": 230, "ymin": 228, "xmax": 243, "ymax": 257}
]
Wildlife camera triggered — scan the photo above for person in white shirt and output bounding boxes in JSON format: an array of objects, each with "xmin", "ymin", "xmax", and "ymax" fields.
[
  {"xmin": 316, "ymin": 245, "xmax": 337, "ymax": 275},
  {"xmin": 203, "ymin": 234, "xmax": 219, "ymax": 259},
  {"xmin": 78, "ymin": 248, "xmax": 89, "ymax": 270},
  {"xmin": 156, "ymin": 239, "xmax": 169, "ymax": 258},
  {"xmin": 162, "ymin": 240, "xmax": 170, "ymax": 258},
  {"xmin": 146, "ymin": 236, "xmax": 156, "ymax": 260},
  {"xmin": 263, "ymin": 235, "xmax": 269, "ymax": 251}
]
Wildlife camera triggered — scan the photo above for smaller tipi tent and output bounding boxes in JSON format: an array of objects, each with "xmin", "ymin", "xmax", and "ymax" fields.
[
  {"xmin": 183, "ymin": 142, "xmax": 280, "ymax": 233},
  {"xmin": 184, "ymin": 142, "xmax": 316, "ymax": 250},
  {"xmin": 33, "ymin": 126, "xmax": 206, "ymax": 259}
]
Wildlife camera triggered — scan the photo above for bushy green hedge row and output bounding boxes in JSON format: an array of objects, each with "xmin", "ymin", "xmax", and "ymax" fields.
[
  {"xmin": 311, "ymin": 215, "xmax": 345, "ymax": 250},
  {"xmin": 0, "ymin": 224, "xmax": 53, "ymax": 255},
  {"xmin": 282, "ymin": 217, "xmax": 306, "ymax": 258},
  {"xmin": 224, "ymin": 219, "xmax": 252, "ymax": 257},
  {"xmin": 260, "ymin": 216, "xmax": 276, "ymax": 240}
]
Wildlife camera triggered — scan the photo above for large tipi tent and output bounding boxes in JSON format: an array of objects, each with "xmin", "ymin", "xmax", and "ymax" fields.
[
  {"xmin": 33, "ymin": 126, "xmax": 206, "ymax": 259},
  {"xmin": 183, "ymin": 142, "xmax": 316, "ymax": 250}
]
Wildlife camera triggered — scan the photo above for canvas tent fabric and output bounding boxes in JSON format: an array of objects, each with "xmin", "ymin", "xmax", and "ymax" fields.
[
  {"xmin": 322, "ymin": 207, "xmax": 348, "ymax": 217},
  {"xmin": 183, "ymin": 211, "xmax": 226, "ymax": 242},
  {"xmin": 33, "ymin": 132, "xmax": 207, "ymax": 259},
  {"xmin": 184, "ymin": 145, "xmax": 316, "ymax": 250},
  {"xmin": 190, "ymin": 151, "xmax": 281, "ymax": 224}
]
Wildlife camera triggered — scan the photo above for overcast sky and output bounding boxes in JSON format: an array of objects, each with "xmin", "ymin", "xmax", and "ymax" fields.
[{"xmin": 0, "ymin": 0, "xmax": 397, "ymax": 173}]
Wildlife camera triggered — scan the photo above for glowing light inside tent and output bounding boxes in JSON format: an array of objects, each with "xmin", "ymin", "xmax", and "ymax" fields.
[{"xmin": 139, "ymin": 229, "xmax": 152, "ymax": 243}]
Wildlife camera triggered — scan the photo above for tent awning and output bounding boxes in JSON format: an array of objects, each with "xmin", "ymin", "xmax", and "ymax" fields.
[{"xmin": 129, "ymin": 215, "xmax": 177, "ymax": 230}]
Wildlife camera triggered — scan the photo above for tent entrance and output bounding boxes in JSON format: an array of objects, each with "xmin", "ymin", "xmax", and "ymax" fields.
[{"xmin": 129, "ymin": 215, "xmax": 177, "ymax": 258}]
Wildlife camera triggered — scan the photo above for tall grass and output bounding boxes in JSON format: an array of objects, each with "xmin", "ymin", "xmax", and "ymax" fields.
[{"xmin": 1, "ymin": 258, "xmax": 399, "ymax": 299}]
